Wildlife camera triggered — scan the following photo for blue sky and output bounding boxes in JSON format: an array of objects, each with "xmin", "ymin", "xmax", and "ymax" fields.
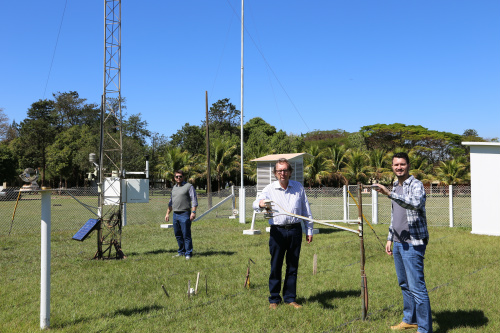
[{"xmin": 1, "ymin": 1, "xmax": 499, "ymax": 142}]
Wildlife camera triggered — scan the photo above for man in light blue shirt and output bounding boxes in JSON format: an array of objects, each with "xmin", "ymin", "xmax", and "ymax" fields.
[{"xmin": 253, "ymin": 158, "xmax": 313, "ymax": 309}]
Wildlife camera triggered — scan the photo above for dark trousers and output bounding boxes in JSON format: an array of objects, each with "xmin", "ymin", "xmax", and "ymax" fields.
[
  {"xmin": 269, "ymin": 224, "xmax": 302, "ymax": 304},
  {"xmin": 172, "ymin": 211, "xmax": 193, "ymax": 256}
]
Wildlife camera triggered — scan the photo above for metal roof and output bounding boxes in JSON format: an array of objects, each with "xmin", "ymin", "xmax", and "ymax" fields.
[{"xmin": 250, "ymin": 153, "xmax": 310, "ymax": 162}]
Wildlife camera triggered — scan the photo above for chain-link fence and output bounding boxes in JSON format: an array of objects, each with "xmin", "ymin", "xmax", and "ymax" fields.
[
  {"xmin": 0, "ymin": 185, "xmax": 471, "ymax": 236},
  {"xmin": 233, "ymin": 185, "xmax": 472, "ymax": 229}
]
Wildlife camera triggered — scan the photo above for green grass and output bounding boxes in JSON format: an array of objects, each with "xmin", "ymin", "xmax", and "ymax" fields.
[{"xmin": 1, "ymin": 216, "xmax": 498, "ymax": 332}]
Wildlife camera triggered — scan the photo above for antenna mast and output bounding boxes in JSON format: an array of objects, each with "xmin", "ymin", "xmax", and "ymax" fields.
[{"xmin": 96, "ymin": 0, "xmax": 124, "ymax": 259}]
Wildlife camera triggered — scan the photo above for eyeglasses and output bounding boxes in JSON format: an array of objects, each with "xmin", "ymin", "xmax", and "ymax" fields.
[
  {"xmin": 276, "ymin": 169, "xmax": 289, "ymax": 173},
  {"xmin": 175, "ymin": 175, "xmax": 183, "ymax": 178}
]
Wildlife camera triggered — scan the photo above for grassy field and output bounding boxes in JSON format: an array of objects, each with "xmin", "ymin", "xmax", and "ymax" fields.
[{"xmin": 1, "ymin": 213, "xmax": 498, "ymax": 332}]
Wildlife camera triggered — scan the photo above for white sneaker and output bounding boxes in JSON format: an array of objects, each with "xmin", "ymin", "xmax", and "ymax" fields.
[{"xmin": 185, "ymin": 256, "xmax": 191, "ymax": 260}]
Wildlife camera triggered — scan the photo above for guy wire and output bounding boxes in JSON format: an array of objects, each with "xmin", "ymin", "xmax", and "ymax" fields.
[{"xmin": 347, "ymin": 190, "xmax": 386, "ymax": 251}]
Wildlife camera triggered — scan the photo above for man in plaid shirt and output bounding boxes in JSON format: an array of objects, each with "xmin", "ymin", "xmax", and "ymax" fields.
[{"xmin": 373, "ymin": 152, "xmax": 432, "ymax": 333}]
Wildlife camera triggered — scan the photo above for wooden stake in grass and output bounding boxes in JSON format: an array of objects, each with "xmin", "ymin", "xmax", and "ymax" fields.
[
  {"xmin": 161, "ymin": 284, "xmax": 169, "ymax": 297},
  {"xmin": 313, "ymin": 254, "xmax": 318, "ymax": 275},
  {"xmin": 244, "ymin": 266, "xmax": 250, "ymax": 289},
  {"xmin": 195, "ymin": 272, "xmax": 200, "ymax": 295},
  {"xmin": 244, "ymin": 258, "xmax": 255, "ymax": 289}
]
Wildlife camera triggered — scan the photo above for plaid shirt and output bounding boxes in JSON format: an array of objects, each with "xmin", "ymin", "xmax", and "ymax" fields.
[
  {"xmin": 387, "ymin": 175, "xmax": 429, "ymax": 245},
  {"xmin": 252, "ymin": 180, "xmax": 314, "ymax": 236}
]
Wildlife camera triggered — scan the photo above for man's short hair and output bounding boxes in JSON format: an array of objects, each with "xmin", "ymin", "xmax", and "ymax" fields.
[
  {"xmin": 174, "ymin": 170, "xmax": 184, "ymax": 176},
  {"xmin": 273, "ymin": 158, "xmax": 293, "ymax": 174},
  {"xmin": 392, "ymin": 152, "xmax": 410, "ymax": 165}
]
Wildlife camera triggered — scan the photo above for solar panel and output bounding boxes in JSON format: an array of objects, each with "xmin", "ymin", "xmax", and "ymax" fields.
[{"xmin": 72, "ymin": 218, "xmax": 100, "ymax": 241}]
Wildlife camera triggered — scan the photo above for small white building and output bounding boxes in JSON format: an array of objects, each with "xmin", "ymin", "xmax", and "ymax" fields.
[
  {"xmin": 462, "ymin": 142, "xmax": 500, "ymax": 236},
  {"xmin": 247, "ymin": 153, "xmax": 317, "ymax": 235},
  {"xmin": 251, "ymin": 153, "xmax": 309, "ymax": 192}
]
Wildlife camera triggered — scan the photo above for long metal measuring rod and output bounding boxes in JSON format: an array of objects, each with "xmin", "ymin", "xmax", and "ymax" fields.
[{"xmin": 262, "ymin": 200, "xmax": 360, "ymax": 235}]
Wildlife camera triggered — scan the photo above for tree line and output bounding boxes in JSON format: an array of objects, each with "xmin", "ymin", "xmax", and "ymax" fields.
[{"xmin": 0, "ymin": 92, "xmax": 493, "ymax": 189}]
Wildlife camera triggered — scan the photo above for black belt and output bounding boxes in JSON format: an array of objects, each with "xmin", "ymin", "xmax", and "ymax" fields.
[{"xmin": 273, "ymin": 223, "xmax": 301, "ymax": 229}]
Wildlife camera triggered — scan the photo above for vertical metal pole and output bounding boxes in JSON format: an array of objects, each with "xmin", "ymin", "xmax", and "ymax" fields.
[
  {"xmin": 121, "ymin": 202, "xmax": 127, "ymax": 226},
  {"xmin": 232, "ymin": 185, "xmax": 236, "ymax": 211},
  {"xmin": 239, "ymin": 0, "xmax": 246, "ymax": 224},
  {"xmin": 357, "ymin": 184, "xmax": 368, "ymax": 320},
  {"xmin": 206, "ymin": 91, "xmax": 212, "ymax": 208},
  {"xmin": 98, "ymin": 0, "xmax": 106, "ymax": 259},
  {"xmin": 372, "ymin": 188, "xmax": 378, "ymax": 224},
  {"xmin": 449, "ymin": 184, "xmax": 454, "ymax": 227},
  {"xmin": 118, "ymin": 1, "xmax": 122, "ymax": 178},
  {"xmin": 117, "ymin": 0, "xmax": 123, "ymax": 253},
  {"xmin": 343, "ymin": 185, "xmax": 348, "ymax": 222},
  {"xmin": 40, "ymin": 190, "xmax": 51, "ymax": 329}
]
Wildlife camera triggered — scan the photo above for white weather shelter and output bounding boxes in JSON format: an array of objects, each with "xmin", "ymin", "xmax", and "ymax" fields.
[
  {"xmin": 251, "ymin": 153, "xmax": 308, "ymax": 191},
  {"xmin": 245, "ymin": 153, "xmax": 318, "ymax": 235},
  {"xmin": 462, "ymin": 142, "xmax": 500, "ymax": 236}
]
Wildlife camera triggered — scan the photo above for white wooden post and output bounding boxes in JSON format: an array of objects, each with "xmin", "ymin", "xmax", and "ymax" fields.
[
  {"xmin": 343, "ymin": 185, "xmax": 348, "ymax": 222},
  {"xmin": 232, "ymin": 186, "xmax": 235, "ymax": 212},
  {"xmin": 372, "ymin": 189, "xmax": 378, "ymax": 224},
  {"xmin": 40, "ymin": 190, "xmax": 51, "ymax": 329},
  {"xmin": 449, "ymin": 185, "xmax": 454, "ymax": 228},
  {"xmin": 239, "ymin": 188, "xmax": 246, "ymax": 224}
]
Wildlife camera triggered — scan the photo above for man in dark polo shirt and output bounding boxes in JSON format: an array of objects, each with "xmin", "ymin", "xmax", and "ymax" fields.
[{"xmin": 165, "ymin": 170, "xmax": 198, "ymax": 260}]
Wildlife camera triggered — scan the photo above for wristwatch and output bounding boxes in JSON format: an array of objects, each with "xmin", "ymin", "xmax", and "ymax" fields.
[{"xmin": 192, "ymin": 211, "xmax": 196, "ymax": 214}]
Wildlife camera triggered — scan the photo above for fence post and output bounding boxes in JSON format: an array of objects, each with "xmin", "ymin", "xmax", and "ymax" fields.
[
  {"xmin": 449, "ymin": 185, "xmax": 454, "ymax": 228},
  {"xmin": 343, "ymin": 185, "xmax": 348, "ymax": 222},
  {"xmin": 40, "ymin": 190, "xmax": 51, "ymax": 330},
  {"xmin": 372, "ymin": 188, "xmax": 378, "ymax": 224}
]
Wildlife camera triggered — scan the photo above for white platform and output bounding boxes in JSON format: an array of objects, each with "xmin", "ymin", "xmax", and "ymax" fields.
[{"xmin": 243, "ymin": 229, "xmax": 262, "ymax": 235}]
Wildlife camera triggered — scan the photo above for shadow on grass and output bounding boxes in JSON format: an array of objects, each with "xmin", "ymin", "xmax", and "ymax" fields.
[
  {"xmin": 306, "ymin": 289, "xmax": 360, "ymax": 309},
  {"xmin": 53, "ymin": 305, "xmax": 164, "ymax": 328},
  {"xmin": 315, "ymin": 228, "xmax": 344, "ymax": 235},
  {"xmin": 434, "ymin": 309, "xmax": 488, "ymax": 332},
  {"xmin": 125, "ymin": 249, "xmax": 175, "ymax": 257},
  {"xmin": 196, "ymin": 250, "xmax": 236, "ymax": 257},
  {"xmin": 114, "ymin": 305, "xmax": 164, "ymax": 317},
  {"xmin": 126, "ymin": 249, "xmax": 236, "ymax": 257}
]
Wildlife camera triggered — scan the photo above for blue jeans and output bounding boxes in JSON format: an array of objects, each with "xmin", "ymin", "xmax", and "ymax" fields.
[
  {"xmin": 173, "ymin": 211, "xmax": 193, "ymax": 256},
  {"xmin": 393, "ymin": 241, "xmax": 432, "ymax": 333},
  {"xmin": 268, "ymin": 224, "xmax": 302, "ymax": 304}
]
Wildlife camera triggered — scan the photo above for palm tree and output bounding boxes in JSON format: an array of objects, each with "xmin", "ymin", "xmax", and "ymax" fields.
[
  {"xmin": 324, "ymin": 145, "xmax": 348, "ymax": 186},
  {"xmin": 156, "ymin": 146, "xmax": 191, "ymax": 186},
  {"xmin": 408, "ymin": 151, "xmax": 434, "ymax": 184},
  {"xmin": 435, "ymin": 159, "xmax": 469, "ymax": 185},
  {"xmin": 243, "ymin": 133, "xmax": 273, "ymax": 184},
  {"xmin": 342, "ymin": 149, "xmax": 371, "ymax": 184},
  {"xmin": 368, "ymin": 149, "xmax": 392, "ymax": 184},
  {"xmin": 211, "ymin": 138, "xmax": 239, "ymax": 192},
  {"xmin": 304, "ymin": 145, "xmax": 332, "ymax": 187}
]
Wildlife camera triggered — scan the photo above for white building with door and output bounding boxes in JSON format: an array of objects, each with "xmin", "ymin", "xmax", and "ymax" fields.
[{"xmin": 246, "ymin": 153, "xmax": 318, "ymax": 235}]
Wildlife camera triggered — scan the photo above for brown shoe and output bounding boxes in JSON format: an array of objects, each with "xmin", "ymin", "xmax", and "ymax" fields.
[
  {"xmin": 269, "ymin": 303, "xmax": 278, "ymax": 309},
  {"xmin": 390, "ymin": 322, "xmax": 418, "ymax": 330},
  {"xmin": 286, "ymin": 302, "xmax": 302, "ymax": 309}
]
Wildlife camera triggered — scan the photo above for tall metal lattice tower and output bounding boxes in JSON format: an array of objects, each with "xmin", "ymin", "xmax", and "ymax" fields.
[{"xmin": 96, "ymin": 0, "xmax": 124, "ymax": 259}]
